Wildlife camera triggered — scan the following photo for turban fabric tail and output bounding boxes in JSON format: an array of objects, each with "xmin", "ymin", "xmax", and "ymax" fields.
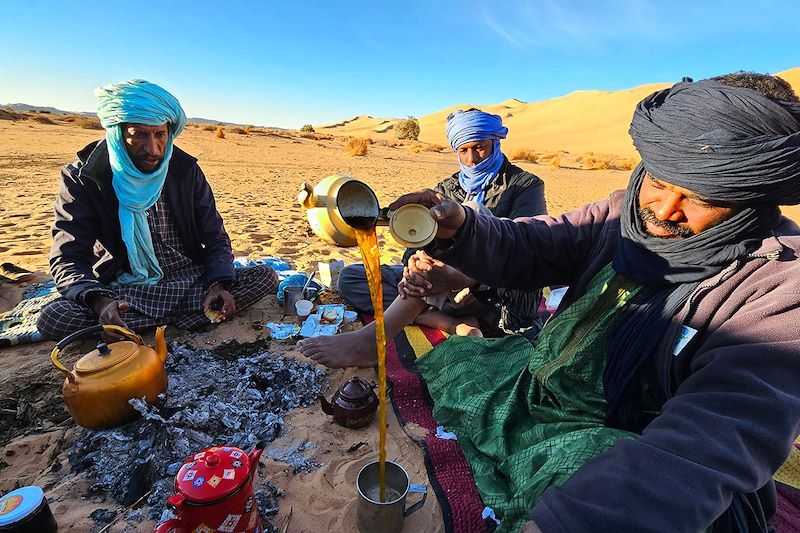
[{"xmin": 95, "ymin": 80, "xmax": 187, "ymax": 285}]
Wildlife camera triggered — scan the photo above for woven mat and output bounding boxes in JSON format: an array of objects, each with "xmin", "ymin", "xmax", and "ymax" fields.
[
  {"xmin": 0, "ymin": 280, "xmax": 58, "ymax": 347},
  {"xmin": 384, "ymin": 323, "xmax": 491, "ymax": 532}
]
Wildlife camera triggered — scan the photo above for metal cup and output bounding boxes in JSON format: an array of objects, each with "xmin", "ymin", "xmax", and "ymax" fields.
[
  {"xmin": 303, "ymin": 287, "xmax": 319, "ymax": 302},
  {"xmin": 283, "ymin": 286, "xmax": 304, "ymax": 316},
  {"xmin": 356, "ymin": 460, "xmax": 427, "ymax": 533}
]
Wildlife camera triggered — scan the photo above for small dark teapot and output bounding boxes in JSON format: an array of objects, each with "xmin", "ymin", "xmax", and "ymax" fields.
[{"xmin": 319, "ymin": 376, "xmax": 378, "ymax": 428}]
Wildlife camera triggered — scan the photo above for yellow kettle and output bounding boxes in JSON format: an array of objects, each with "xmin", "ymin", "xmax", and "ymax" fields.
[
  {"xmin": 298, "ymin": 175, "xmax": 438, "ymax": 248},
  {"xmin": 298, "ymin": 174, "xmax": 381, "ymax": 247},
  {"xmin": 50, "ymin": 324, "xmax": 168, "ymax": 430}
]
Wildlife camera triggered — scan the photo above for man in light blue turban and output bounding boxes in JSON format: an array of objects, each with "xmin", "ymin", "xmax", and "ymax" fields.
[
  {"xmin": 300, "ymin": 108, "xmax": 548, "ymax": 367},
  {"xmin": 38, "ymin": 80, "xmax": 278, "ymax": 340}
]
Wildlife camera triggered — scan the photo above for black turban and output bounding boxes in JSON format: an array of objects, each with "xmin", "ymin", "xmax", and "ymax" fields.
[{"xmin": 630, "ymin": 79, "xmax": 800, "ymax": 205}]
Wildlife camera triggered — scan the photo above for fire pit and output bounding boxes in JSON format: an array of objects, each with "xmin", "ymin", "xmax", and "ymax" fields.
[{"xmin": 68, "ymin": 338, "xmax": 326, "ymax": 529}]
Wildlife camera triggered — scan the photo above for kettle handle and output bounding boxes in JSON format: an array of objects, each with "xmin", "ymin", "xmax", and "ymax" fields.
[{"xmin": 50, "ymin": 325, "xmax": 146, "ymax": 384}]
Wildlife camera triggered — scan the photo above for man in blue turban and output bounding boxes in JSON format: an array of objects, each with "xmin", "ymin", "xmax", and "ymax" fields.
[
  {"xmin": 390, "ymin": 73, "xmax": 800, "ymax": 532},
  {"xmin": 300, "ymin": 108, "xmax": 547, "ymax": 367},
  {"xmin": 37, "ymin": 80, "xmax": 278, "ymax": 340}
]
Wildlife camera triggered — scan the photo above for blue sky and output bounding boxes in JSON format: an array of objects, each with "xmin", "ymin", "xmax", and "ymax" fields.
[{"xmin": 1, "ymin": 0, "xmax": 798, "ymax": 128}]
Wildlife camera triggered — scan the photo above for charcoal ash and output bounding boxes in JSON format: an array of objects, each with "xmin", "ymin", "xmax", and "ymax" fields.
[{"xmin": 70, "ymin": 339, "xmax": 326, "ymax": 525}]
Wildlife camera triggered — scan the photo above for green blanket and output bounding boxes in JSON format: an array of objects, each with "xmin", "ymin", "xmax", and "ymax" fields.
[{"xmin": 417, "ymin": 264, "xmax": 643, "ymax": 531}]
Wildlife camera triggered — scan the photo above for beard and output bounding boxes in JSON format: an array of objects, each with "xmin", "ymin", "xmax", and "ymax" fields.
[{"xmin": 638, "ymin": 207, "xmax": 695, "ymax": 238}]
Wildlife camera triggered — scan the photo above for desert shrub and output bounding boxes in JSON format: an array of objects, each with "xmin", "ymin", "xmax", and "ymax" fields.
[
  {"xmin": 610, "ymin": 158, "xmax": 639, "ymax": 171},
  {"xmin": 579, "ymin": 152, "xmax": 639, "ymax": 171},
  {"xmin": 345, "ymin": 137, "xmax": 369, "ymax": 156},
  {"xmin": 510, "ymin": 149, "xmax": 539, "ymax": 162},
  {"xmin": 201, "ymin": 124, "xmax": 215, "ymax": 131},
  {"xmin": 215, "ymin": 126, "xmax": 225, "ymax": 139},
  {"xmin": 75, "ymin": 116, "xmax": 102, "ymax": 130},
  {"xmin": 31, "ymin": 115, "xmax": 56, "ymax": 125},
  {"xmin": 395, "ymin": 116, "xmax": 420, "ymax": 140},
  {"xmin": 538, "ymin": 151, "xmax": 564, "ymax": 168},
  {"xmin": 300, "ymin": 124, "xmax": 314, "ymax": 133},
  {"xmin": 420, "ymin": 143, "xmax": 446, "ymax": 152},
  {"xmin": 231, "ymin": 127, "xmax": 247, "ymax": 135},
  {"xmin": 243, "ymin": 125, "xmax": 255, "ymax": 133}
]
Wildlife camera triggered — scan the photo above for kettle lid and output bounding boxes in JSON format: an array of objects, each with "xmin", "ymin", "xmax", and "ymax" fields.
[
  {"xmin": 74, "ymin": 341, "xmax": 139, "ymax": 373},
  {"xmin": 389, "ymin": 204, "xmax": 438, "ymax": 248},
  {"xmin": 175, "ymin": 446, "xmax": 250, "ymax": 503},
  {"xmin": 338, "ymin": 376, "xmax": 375, "ymax": 401}
]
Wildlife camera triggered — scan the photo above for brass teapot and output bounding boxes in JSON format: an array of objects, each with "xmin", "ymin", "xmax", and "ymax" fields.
[
  {"xmin": 50, "ymin": 324, "xmax": 168, "ymax": 429},
  {"xmin": 298, "ymin": 175, "xmax": 437, "ymax": 248}
]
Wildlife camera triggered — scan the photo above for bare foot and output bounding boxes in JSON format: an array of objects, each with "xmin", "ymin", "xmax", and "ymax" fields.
[
  {"xmin": 455, "ymin": 321, "xmax": 483, "ymax": 337},
  {"xmin": 297, "ymin": 323, "xmax": 377, "ymax": 368},
  {"xmin": 415, "ymin": 310, "xmax": 483, "ymax": 337}
]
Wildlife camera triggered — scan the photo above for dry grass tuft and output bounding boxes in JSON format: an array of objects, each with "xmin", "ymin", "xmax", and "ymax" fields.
[
  {"xmin": 74, "ymin": 116, "xmax": 102, "ymax": 130},
  {"xmin": 215, "ymin": 126, "xmax": 225, "ymax": 139},
  {"xmin": 579, "ymin": 152, "xmax": 639, "ymax": 171},
  {"xmin": 300, "ymin": 124, "xmax": 315, "ymax": 133},
  {"xmin": 201, "ymin": 124, "xmax": 215, "ymax": 131},
  {"xmin": 31, "ymin": 114, "xmax": 56, "ymax": 125},
  {"xmin": 510, "ymin": 149, "xmax": 539, "ymax": 162},
  {"xmin": 345, "ymin": 137, "xmax": 370, "ymax": 156},
  {"xmin": 231, "ymin": 127, "xmax": 248, "ymax": 135}
]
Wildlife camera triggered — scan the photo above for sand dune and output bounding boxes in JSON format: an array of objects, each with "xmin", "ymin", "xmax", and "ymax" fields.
[{"xmin": 319, "ymin": 67, "xmax": 800, "ymax": 158}]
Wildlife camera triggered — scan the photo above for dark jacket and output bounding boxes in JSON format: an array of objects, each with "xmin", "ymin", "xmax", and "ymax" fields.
[
  {"xmin": 50, "ymin": 140, "xmax": 235, "ymax": 304},
  {"xmin": 434, "ymin": 156, "xmax": 547, "ymax": 219},
  {"xmin": 430, "ymin": 191, "xmax": 800, "ymax": 531}
]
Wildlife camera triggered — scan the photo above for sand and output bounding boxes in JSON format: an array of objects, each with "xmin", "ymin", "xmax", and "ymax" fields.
[{"xmin": 1, "ymin": 94, "xmax": 800, "ymax": 531}]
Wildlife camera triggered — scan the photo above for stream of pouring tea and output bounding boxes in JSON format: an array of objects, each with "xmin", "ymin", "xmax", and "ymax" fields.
[{"xmin": 354, "ymin": 227, "xmax": 388, "ymax": 502}]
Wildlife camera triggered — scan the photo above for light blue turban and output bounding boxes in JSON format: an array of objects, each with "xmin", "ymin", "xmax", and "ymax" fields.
[
  {"xmin": 445, "ymin": 109, "xmax": 508, "ymax": 204},
  {"xmin": 95, "ymin": 80, "xmax": 186, "ymax": 285}
]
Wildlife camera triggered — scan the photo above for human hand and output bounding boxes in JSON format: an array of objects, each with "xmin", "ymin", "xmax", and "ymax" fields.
[
  {"xmin": 203, "ymin": 282, "xmax": 236, "ymax": 322},
  {"xmin": 89, "ymin": 295, "xmax": 130, "ymax": 341},
  {"xmin": 408, "ymin": 251, "xmax": 473, "ymax": 292},
  {"xmin": 398, "ymin": 252, "xmax": 473, "ymax": 298},
  {"xmin": 388, "ymin": 190, "xmax": 466, "ymax": 240}
]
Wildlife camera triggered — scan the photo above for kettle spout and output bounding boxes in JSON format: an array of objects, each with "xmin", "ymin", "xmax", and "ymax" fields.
[
  {"xmin": 155, "ymin": 325, "xmax": 168, "ymax": 364},
  {"xmin": 318, "ymin": 394, "xmax": 334, "ymax": 415},
  {"xmin": 297, "ymin": 182, "xmax": 320, "ymax": 209}
]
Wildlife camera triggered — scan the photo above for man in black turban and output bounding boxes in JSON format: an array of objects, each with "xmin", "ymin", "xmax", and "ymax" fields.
[{"xmin": 391, "ymin": 72, "xmax": 800, "ymax": 532}]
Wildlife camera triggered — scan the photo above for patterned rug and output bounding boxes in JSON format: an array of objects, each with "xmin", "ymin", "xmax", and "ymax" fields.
[
  {"xmin": 384, "ymin": 323, "xmax": 492, "ymax": 532},
  {"xmin": 0, "ymin": 280, "xmax": 59, "ymax": 347}
]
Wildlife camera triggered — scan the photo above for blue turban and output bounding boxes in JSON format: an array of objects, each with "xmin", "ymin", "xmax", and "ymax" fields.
[
  {"xmin": 445, "ymin": 109, "xmax": 508, "ymax": 204},
  {"xmin": 95, "ymin": 80, "xmax": 186, "ymax": 285}
]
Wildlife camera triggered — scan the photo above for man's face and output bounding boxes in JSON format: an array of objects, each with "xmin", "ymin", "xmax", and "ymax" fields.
[
  {"xmin": 457, "ymin": 139, "xmax": 493, "ymax": 167},
  {"xmin": 638, "ymin": 173, "xmax": 740, "ymax": 238},
  {"xmin": 123, "ymin": 123, "xmax": 169, "ymax": 173}
]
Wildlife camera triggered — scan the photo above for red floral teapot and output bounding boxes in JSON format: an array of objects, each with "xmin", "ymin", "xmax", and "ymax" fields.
[{"xmin": 154, "ymin": 443, "xmax": 265, "ymax": 533}]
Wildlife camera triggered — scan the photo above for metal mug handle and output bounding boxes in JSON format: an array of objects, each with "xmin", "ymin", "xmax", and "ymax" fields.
[{"xmin": 403, "ymin": 483, "xmax": 427, "ymax": 517}]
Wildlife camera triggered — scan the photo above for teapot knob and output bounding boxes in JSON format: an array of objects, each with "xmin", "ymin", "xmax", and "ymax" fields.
[{"xmin": 96, "ymin": 342, "xmax": 110, "ymax": 355}]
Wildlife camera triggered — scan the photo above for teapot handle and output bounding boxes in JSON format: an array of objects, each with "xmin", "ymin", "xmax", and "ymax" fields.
[{"xmin": 50, "ymin": 325, "xmax": 146, "ymax": 384}]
